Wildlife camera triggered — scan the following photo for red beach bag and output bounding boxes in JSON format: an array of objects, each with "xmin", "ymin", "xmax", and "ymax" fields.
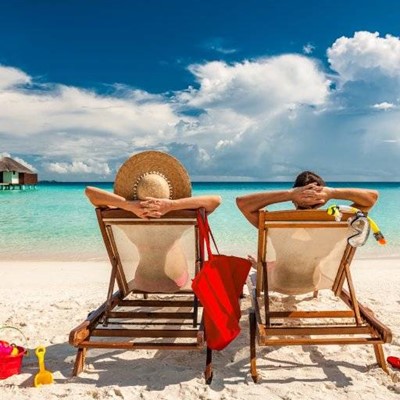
[{"xmin": 192, "ymin": 212, "xmax": 251, "ymax": 350}]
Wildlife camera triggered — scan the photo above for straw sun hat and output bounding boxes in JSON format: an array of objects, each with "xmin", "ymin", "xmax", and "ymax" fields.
[{"xmin": 114, "ymin": 151, "xmax": 192, "ymax": 200}]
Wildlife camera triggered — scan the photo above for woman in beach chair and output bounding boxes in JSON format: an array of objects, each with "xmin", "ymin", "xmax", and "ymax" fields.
[
  {"xmin": 85, "ymin": 154, "xmax": 221, "ymax": 218},
  {"xmin": 70, "ymin": 151, "xmax": 221, "ymax": 383}
]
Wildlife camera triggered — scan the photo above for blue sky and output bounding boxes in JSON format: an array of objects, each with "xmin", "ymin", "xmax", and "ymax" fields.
[{"xmin": 1, "ymin": 0, "xmax": 400, "ymax": 181}]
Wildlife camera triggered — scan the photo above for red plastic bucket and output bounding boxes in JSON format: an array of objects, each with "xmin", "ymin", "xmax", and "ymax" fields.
[{"xmin": 0, "ymin": 346, "xmax": 26, "ymax": 379}]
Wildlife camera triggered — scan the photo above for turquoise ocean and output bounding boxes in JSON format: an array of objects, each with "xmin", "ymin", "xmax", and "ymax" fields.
[{"xmin": 0, "ymin": 182, "xmax": 399, "ymax": 261}]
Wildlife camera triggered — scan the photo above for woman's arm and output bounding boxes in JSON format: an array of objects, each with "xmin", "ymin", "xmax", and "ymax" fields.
[
  {"xmin": 141, "ymin": 195, "xmax": 222, "ymax": 216},
  {"xmin": 85, "ymin": 186, "xmax": 222, "ymax": 218},
  {"xmin": 85, "ymin": 186, "xmax": 152, "ymax": 218}
]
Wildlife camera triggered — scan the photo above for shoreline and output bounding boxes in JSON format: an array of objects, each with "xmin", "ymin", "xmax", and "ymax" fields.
[{"xmin": 1, "ymin": 251, "xmax": 399, "ymax": 262}]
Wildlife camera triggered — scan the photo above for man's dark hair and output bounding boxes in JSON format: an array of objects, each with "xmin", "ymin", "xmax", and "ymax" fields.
[{"xmin": 293, "ymin": 171, "xmax": 326, "ymax": 188}]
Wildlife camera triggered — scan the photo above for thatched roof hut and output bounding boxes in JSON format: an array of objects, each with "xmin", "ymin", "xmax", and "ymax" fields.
[
  {"xmin": 0, "ymin": 156, "xmax": 38, "ymax": 185},
  {"xmin": 0, "ymin": 157, "xmax": 34, "ymax": 174}
]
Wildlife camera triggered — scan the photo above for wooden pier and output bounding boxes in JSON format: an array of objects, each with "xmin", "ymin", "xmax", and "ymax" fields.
[{"xmin": 0, "ymin": 183, "xmax": 37, "ymax": 191}]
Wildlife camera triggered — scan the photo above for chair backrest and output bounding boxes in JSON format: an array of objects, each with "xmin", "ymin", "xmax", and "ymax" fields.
[
  {"xmin": 97, "ymin": 208, "xmax": 199, "ymax": 296},
  {"xmin": 258, "ymin": 210, "xmax": 356, "ymax": 295}
]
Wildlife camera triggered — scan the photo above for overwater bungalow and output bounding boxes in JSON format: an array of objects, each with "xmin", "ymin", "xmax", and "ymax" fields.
[{"xmin": 0, "ymin": 156, "xmax": 38, "ymax": 190}]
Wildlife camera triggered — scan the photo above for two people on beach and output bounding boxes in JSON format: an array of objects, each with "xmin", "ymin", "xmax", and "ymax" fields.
[
  {"xmin": 85, "ymin": 152, "xmax": 379, "ymax": 288},
  {"xmin": 86, "ymin": 156, "xmax": 379, "ymax": 220}
]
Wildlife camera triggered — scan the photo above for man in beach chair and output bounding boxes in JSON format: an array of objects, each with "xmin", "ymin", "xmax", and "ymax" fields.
[
  {"xmin": 236, "ymin": 172, "xmax": 391, "ymax": 381},
  {"xmin": 69, "ymin": 151, "xmax": 221, "ymax": 383}
]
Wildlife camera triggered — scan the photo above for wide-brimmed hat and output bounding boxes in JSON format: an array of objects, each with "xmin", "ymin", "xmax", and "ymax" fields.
[{"xmin": 114, "ymin": 151, "xmax": 192, "ymax": 200}]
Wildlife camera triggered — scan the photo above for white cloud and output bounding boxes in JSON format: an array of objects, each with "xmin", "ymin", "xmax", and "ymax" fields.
[
  {"xmin": 45, "ymin": 160, "xmax": 111, "ymax": 175},
  {"xmin": 327, "ymin": 32, "xmax": 400, "ymax": 111},
  {"xmin": 372, "ymin": 102, "xmax": 395, "ymax": 110},
  {"xmin": 0, "ymin": 65, "xmax": 31, "ymax": 89},
  {"xmin": 0, "ymin": 84, "xmax": 179, "ymax": 138},
  {"xmin": 181, "ymin": 55, "xmax": 330, "ymax": 117},
  {"xmin": 303, "ymin": 43, "xmax": 315, "ymax": 54},
  {"xmin": 328, "ymin": 31, "xmax": 400, "ymax": 81},
  {"xmin": 14, "ymin": 157, "xmax": 37, "ymax": 172}
]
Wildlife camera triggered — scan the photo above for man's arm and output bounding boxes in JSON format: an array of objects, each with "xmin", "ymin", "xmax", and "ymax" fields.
[
  {"xmin": 236, "ymin": 190, "xmax": 291, "ymax": 227},
  {"xmin": 236, "ymin": 184, "xmax": 379, "ymax": 227},
  {"xmin": 319, "ymin": 187, "xmax": 378, "ymax": 212},
  {"xmin": 236, "ymin": 184, "xmax": 321, "ymax": 227}
]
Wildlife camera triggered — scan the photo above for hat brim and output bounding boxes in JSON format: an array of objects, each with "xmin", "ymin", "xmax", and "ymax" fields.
[{"xmin": 114, "ymin": 151, "xmax": 192, "ymax": 200}]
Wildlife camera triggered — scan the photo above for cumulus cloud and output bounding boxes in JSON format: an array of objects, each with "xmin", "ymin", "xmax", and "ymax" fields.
[
  {"xmin": 0, "ymin": 84, "xmax": 179, "ymax": 138},
  {"xmin": 328, "ymin": 31, "xmax": 400, "ymax": 81},
  {"xmin": 0, "ymin": 67, "xmax": 183, "ymax": 180},
  {"xmin": 181, "ymin": 55, "xmax": 330, "ymax": 116},
  {"xmin": 327, "ymin": 31, "xmax": 400, "ymax": 111}
]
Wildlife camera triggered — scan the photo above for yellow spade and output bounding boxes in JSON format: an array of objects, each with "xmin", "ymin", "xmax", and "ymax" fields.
[{"xmin": 34, "ymin": 346, "xmax": 54, "ymax": 387}]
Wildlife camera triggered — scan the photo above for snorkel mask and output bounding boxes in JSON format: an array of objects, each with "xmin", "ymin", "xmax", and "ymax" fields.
[
  {"xmin": 348, "ymin": 211, "xmax": 370, "ymax": 247},
  {"xmin": 327, "ymin": 205, "xmax": 386, "ymax": 248}
]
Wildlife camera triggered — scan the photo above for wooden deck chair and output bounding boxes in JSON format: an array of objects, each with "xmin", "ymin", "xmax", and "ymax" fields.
[
  {"xmin": 69, "ymin": 207, "xmax": 213, "ymax": 383},
  {"xmin": 248, "ymin": 210, "xmax": 392, "ymax": 382}
]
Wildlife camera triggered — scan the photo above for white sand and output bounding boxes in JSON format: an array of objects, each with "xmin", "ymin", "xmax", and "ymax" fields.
[{"xmin": 0, "ymin": 259, "xmax": 399, "ymax": 400}]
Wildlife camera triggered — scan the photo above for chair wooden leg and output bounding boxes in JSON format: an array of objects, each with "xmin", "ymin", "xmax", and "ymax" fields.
[
  {"xmin": 373, "ymin": 344, "xmax": 389, "ymax": 374},
  {"xmin": 72, "ymin": 347, "xmax": 87, "ymax": 376},
  {"xmin": 313, "ymin": 290, "xmax": 318, "ymax": 298},
  {"xmin": 204, "ymin": 347, "xmax": 213, "ymax": 384},
  {"xmin": 249, "ymin": 310, "xmax": 260, "ymax": 383}
]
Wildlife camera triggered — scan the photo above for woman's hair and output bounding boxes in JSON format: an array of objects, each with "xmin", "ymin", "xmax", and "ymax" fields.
[{"xmin": 293, "ymin": 171, "xmax": 326, "ymax": 188}]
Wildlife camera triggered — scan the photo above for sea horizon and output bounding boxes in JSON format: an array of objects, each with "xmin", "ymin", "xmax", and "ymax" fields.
[{"xmin": 37, "ymin": 180, "xmax": 400, "ymax": 184}]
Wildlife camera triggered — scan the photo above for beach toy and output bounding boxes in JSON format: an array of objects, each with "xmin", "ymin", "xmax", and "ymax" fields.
[
  {"xmin": 387, "ymin": 356, "xmax": 400, "ymax": 369},
  {"xmin": 0, "ymin": 344, "xmax": 26, "ymax": 379},
  {"xmin": 0, "ymin": 341, "xmax": 19, "ymax": 356},
  {"xmin": 10, "ymin": 346, "xmax": 19, "ymax": 356},
  {"xmin": 34, "ymin": 346, "xmax": 54, "ymax": 387},
  {"xmin": 0, "ymin": 327, "xmax": 28, "ymax": 379},
  {"xmin": 0, "ymin": 341, "xmax": 13, "ymax": 356}
]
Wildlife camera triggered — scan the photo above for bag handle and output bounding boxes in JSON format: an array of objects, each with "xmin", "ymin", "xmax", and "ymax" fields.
[
  {"xmin": 206, "ymin": 217, "xmax": 220, "ymax": 255},
  {"xmin": 200, "ymin": 208, "xmax": 220, "ymax": 254},
  {"xmin": 197, "ymin": 209, "xmax": 220, "ymax": 259}
]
